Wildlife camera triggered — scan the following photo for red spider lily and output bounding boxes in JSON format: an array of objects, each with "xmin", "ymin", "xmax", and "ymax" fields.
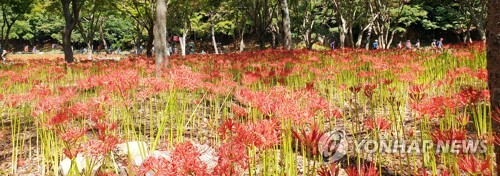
[
  {"xmin": 430, "ymin": 129, "xmax": 467, "ymax": 143},
  {"xmin": 244, "ymin": 119, "xmax": 281, "ymax": 149},
  {"xmin": 139, "ymin": 157, "xmax": 174, "ymax": 176},
  {"xmin": 220, "ymin": 118, "xmax": 281, "ymax": 149},
  {"xmin": 345, "ymin": 163, "xmax": 379, "ymax": 176},
  {"xmin": 218, "ymin": 119, "xmax": 240, "ymax": 140},
  {"xmin": 69, "ymin": 102, "xmax": 105, "ymax": 122},
  {"xmin": 457, "ymin": 155, "xmax": 491, "ymax": 176},
  {"xmin": 349, "ymin": 85, "xmax": 362, "ymax": 94},
  {"xmin": 47, "ymin": 112, "xmax": 72, "ymax": 127},
  {"xmin": 291, "ymin": 124, "xmax": 324, "ymax": 156},
  {"xmin": 317, "ymin": 163, "xmax": 341, "ymax": 176},
  {"xmin": 324, "ymin": 108, "xmax": 343, "ymax": 119},
  {"xmin": 363, "ymin": 117, "xmax": 391, "ymax": 131},
  {"xmin": 411, "ymin": 97, "xmax": 457, "ymax": 118},
  {"xmin": 242, "ymin": 72, "xmax": 262, "ymax": 85},
  {"xmin": 59, "ymin": 127, "xmax": 87, "ymax": 144},
  {"xmin": 33, "ymin": 95, "xmax": 70, "ymax": 116},
  {"xmin": 80, "ymin": 139, "xmax": 106, "ymax": 157},
  {"xmin": 99, "ymin": 135, "xmax": 121, "ymax": 153},
  {"xmin": 456, "ymin": 86, "xmax": 484, "ymax": 106},
  {"xmin": 95, "ymin": 121, "xmax": 118, "ymax": 138},
  {"xmin": 29, "ymin": 85, "xmax": 52, "ymax": 98},
  {"xmin": 231, "ymin": 103, "xmax": 248, "ymax": 118},
  {"xmin": 380, "ymin": 79, "xmax": 393, "ymax": 85},
  {"xmin": 409, "ymin": 85, "xmax": 426, "ymax": 102},
  {"xmin": 456, "ymin": 114, "xmax": 470, "ymax": 126},
  {"xmin": 213, "ymin": 142, "xmax": 248, "ymax": 176},
  {"xmin": 63, "ymin": 148, "xmax": 80, "ymax": 159},
  {"xmin": 363, "ymin": 83, "xmax": 377, "ymax": 98},
  {"xmin": 474, "ymin": 69, "xmax": 488, "ymax": 81},
  {"xmin": 358, "ymin": 71, "xmax": 375, "ymax": 78}
]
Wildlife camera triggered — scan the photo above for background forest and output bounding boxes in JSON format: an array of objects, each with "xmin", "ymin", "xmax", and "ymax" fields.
[{"xmin": 0, "ymin": 0, "xmax": 488, "ymax": 54}]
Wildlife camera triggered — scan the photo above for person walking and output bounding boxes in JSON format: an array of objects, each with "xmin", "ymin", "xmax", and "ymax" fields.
[
  {"xmin": 32, "ymin": 46, "xmax": 37, "ymax": 54},
  {"xmin": 24, "ymin": 45, "xmax": 29, "ymax": 53},
  {"xmin": 330, "ymin": 40, "xmax": 335, "ymax": 50},
  {"xmin": 405, "ymin": 40, "xmax": 412, "ymax": 50},
  {"xmin": 415, "ymin": 39, "xmax": 421, "ymax": 50},
  {"xmin": 1, "ymin": 45, "xmax": 7, "ymax": 63},
  {"xmin": 372, "ymin": 40, "xmax": 379, "ymax": 50},
  {"xmin": 397, "ymin": 41, "xmax": 402, "ymax": 49},
  {"xmin": 97, "ymin": 45, "xmax": 102, "ymax": 55},
  {"xmin": 436, "ymin": 38, "xmax": 444, "ymax": 51}
]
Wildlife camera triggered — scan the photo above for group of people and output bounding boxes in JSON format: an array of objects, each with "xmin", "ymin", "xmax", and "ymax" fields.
[
  {"xmin": 372, "ymin": 38, "xmax": 443, "ymax": 51},
  {"xmin": 330, "ymin": 38, "xmax": 444, "ymax": 51}
]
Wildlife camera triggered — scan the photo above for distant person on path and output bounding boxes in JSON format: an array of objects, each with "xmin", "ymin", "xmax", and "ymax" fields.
[
  {"xmin": 33, "ymin": 46, "xmax": 37, "ymax": 54},
  {"xmin": 24, "ymin": 45, "xmax": 29, "ymax": 53},
  {"xmin": 405, "ymin": 40, "xmax": 412, "ymax": 50},
  {"xmin": 97, "ymin": 45, "xmax": 102, "ymax": 54},
  {"xmin": 139, "ymin": 46, "xmax": 144, "ymax": 54},
  {"xmin": 117, "ymin": 47, "xmax": 121, "ymax": 54},
  {"xmin": 330, "ymin": 40, "xmax": 335, "ymax": 50},
  {"xmin": 431, "ymin": 39, "xmax": 437, "ymax": 48},
  {"xmin": 415, "ymin": 39, "xmax": 420, "ymax": 49},
  {"xmin": 437, "ymin": 38, "xmax": 444, "ymax": 51},
  {"xmin": 397, "ymin": 41, "xmax": 402, "ymax": 49},
  {"xmin": 372, "ymin": 40, "xmax": 379, "ymax": 50},
  {"xmin": 1, "ymin": 46, "xmax": 7, "ymax": 63}
]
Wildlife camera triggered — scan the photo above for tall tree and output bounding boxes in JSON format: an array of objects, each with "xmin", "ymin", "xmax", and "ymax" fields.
[
  {"xmin": 116, "ymin": 0, "xmax": 155, "ymax": 57},
  {"xmin": 154, "ymin": 0, "xmax": 169, "ymax": 76},
  {"xmin": 168, "ymin": 0, "xmax": 198, "ymax": 57},
  {"xmin": 76, "ymin": 0, "xmax": 105, "ymax": 60},
  {"xmin": 486, "ymin": 0, "xmax": 500, "ymax": 173},
  {"xmin": 462, "ymin": 0, "xmax": 487, "ymax": 41},
  {"xmin": 242, "ymin": 0, "xmax": 277, "ymax": 50},
  {"xmin": 280, "ymin": 0, "xmax": 292, "ymax": 50},
  {"xmin": 0, "ymin": 0, "xmax": 35, "ymax": 48},
  {"xmin": 61, "ymin": 0, "xmax": 85, "ymax": 63}
]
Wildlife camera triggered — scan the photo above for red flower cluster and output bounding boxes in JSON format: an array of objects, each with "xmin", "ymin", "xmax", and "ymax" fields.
[
  {"xmin": 363, "ymin": 117, "xmax": 391, "ymax": 131},
  {"xmin": 140, "ymin": 142, "xmax": 210, "ymax": 176}
]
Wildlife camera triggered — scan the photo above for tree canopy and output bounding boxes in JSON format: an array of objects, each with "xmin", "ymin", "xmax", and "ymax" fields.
[{"xmin": 0, "ymin": 0, "xmax": 488, "ymax": 55}]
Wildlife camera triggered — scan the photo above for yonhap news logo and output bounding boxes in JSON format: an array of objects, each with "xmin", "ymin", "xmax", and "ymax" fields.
[{"xmin": 318, "ymin": 130, "xmax": 489, "ymax": 163}]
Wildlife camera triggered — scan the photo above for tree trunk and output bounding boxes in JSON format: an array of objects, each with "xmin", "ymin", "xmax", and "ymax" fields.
[
  {"xmin": 61, "ymin": 0, "xmax": 81, "ymax": 63},
  {"xmin": 355, "ymin": 26, "xmax": 364, "ymax": 48},
  {"xmin": 154, "ymin": 0, "xmax": 168, "ymax": 77},
  {"xmin": 348, "ymin": 24, "xmax": 355, "ymax": 47},
  {"xmin": 365, "ymin": 26, "xmax": 372, "ymax": 50},
  {"xmin": 486, "ymin": 0, "xmax": 500, "ymax": 174},
  {"xmin": 239, "ymin": 27, "xmax": 245, "ymax": 52},
  {"xmin": 99, "ymin": 17, "xmax": 108, "ymax": 53},
  {"xmin": 62, "ymin": 28, "xmax": 74, "ymax": 63},
  {"xmin": 180, "ymin": 30, "xmax": 187, "ymax": 57},
  {"xmin": 271, "ymin": 31, "xmax": 276, "ymax": 49},
  {"xmin": 135, "ymin": 25, "xmax": 142, "ymax": 55},
  {"xmin": 146, "ymin": 26, "xmax": 154, "ymax": 57},
  {"xmin": 339, "ymin": 17, "xmax": 347, "ymax": 48},
  {"xmin": 211, "ymin": 24, "xmax": 219, "ymax": 54},
  {"xmin": 87, "ymin": 41, "xmax": 92, "ymax": 60},
  {"xmin": 280, "ymin": 0, "xmax": 292, "ymax": 50}
]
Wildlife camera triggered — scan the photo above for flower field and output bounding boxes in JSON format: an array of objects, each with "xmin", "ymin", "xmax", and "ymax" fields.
[{"xmin": 0, "ymin": 44, "xmax": 496, "ymax": 176}]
